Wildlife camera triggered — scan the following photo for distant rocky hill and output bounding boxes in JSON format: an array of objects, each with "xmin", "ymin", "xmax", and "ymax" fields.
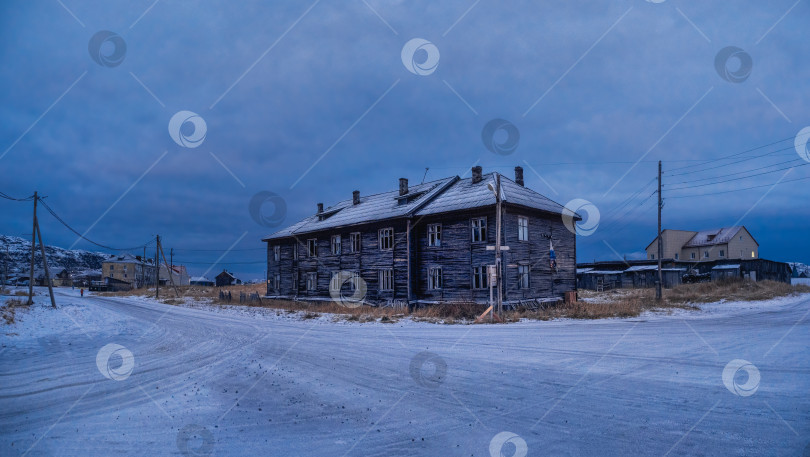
[
  {"xmin": 788, "ymin": 262, "xmax": 809, "ymax": 276},
  {"xmin": 0, "ymin": 234, "xmax": 107, "ymax": 277}
]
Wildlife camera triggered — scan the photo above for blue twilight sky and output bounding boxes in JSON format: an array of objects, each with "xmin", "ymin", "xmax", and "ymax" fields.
[{"xmin": 1, "ymin": 0, "xmax": 808, "ymax": 279}]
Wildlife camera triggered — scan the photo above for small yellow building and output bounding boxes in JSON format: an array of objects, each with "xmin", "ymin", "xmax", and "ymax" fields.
[{"xmin": 101, "ymin": 253, "xmax": 157, "ymax": 289}]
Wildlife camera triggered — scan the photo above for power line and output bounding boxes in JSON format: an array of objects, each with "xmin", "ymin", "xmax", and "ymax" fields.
[
  {"xmin": 666, "ymin": 133, "xmax": 807, "ymax": 173},
  {"xmin": 171, "ymin": 247, "xmax": 265, "ymax": 252},
  {"xmin": 604, "ymin": 177, "xmax": 656, "ymax": 221},
  {"xmin": 666, "ymin": 158, "xmax": 805, "ymax": 185},
  {"xmin": 174, "ymin": 260, "xmax": 265, "ymax": 265},
  {"xmin": 37, "ymin": 198, "xmax": 155, "ymax": 251},
  {"xmin": 0, "ymin": 191, "xmax": 36, "ymax": 201},
  {"xmin": 601, "ymin": 190, "xmax": 656, "ymax": 233},
  {"xmin": 666, "ymin": 162, "xmax": 809, "ymax": 191},
  {"xmin": 667, "ymin": 175, "xmax": 810, "ymax": 199},
  {"xmin": 666, "ymin": 145, "xmax": 798, "ymax": 177}
]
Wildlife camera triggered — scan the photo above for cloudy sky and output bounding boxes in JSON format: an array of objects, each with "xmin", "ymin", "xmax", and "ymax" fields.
[{"xmin": 1, "ymin": 0, "xmax": 808, "ymax": 279}]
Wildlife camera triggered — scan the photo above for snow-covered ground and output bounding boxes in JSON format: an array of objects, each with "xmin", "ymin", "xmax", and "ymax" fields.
[{"xmin": 1, "ymin": 288, "xmax": 809, "ymax": 456}]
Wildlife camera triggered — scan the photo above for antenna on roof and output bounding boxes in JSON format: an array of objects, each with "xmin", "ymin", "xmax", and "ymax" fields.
[{"xmin": 421, "ymin": 167, "xmax": 429, "ymax": 184}]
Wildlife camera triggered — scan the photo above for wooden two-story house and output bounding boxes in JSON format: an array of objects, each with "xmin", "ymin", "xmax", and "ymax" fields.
[{"xmin": 263, "ymin": 166, "xmax": 578, "ymax": 306}]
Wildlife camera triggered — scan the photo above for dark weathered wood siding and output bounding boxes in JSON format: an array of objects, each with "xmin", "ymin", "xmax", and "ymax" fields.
[{"xmin": 267, "ymin": 204, "xmax": 577, "ymax": 303}]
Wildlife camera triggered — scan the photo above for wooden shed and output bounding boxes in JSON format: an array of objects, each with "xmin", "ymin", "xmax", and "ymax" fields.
[{"xmin": 577, "ymin": 270, "xmax": 623, "ymax": 291}]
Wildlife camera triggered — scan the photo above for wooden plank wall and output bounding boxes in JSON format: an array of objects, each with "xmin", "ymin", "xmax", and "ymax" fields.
[{"xmin": 266, "ymin": 204, "xmax": 578, "ymax": 302}]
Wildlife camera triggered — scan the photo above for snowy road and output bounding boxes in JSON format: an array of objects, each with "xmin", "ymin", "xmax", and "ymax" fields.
[{"xmin": 1, "ymin": 290, "xmax": 809, "ymax": 456}]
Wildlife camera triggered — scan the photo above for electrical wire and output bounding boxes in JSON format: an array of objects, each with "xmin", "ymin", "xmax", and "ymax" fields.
[
  {"xmin": 666, "ymin": 158, "xmax": 805, "ymax": 185},
  {"xmin": 666, "ymin": 133, "xmax": 807, "ymax": 173},
  {"xmin": 0, "ymin": 191, "xmax": 36, "ymax": 201},
  {"xmin": 666, "ymin": 145, "xmax": 798, "ymax": 178},
  {"xmin": 173, "ymin": 260, "xmax": 265, "ymax": 265},
  {"xmin": 171, "ymin": 247, "xmax": 265, "ymax": 252},
  {"xmin": 667, "ymin": 175, "xmax": 810, "ymax": 199},
  {"xmin": 37, "ymin": 198, "xmax": 156, "ymax": 251},
  {"xmin": 666, "ymin": 162, "xmax": 809, "ymax": 191}
]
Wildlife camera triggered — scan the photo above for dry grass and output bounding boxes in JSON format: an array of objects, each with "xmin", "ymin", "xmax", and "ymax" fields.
[
  {"xmin": 2, "ymin": 298, "xmax": 27, "ymax": 325},
  {"xmin": 499, "ymin": 290, "xmax": 680, "ymax": 322},
  {"xmin": 665, "ymin": 279, "xmax": 809, "ymax": 304},
  {"xmin": 89, "ymin": 279, "xmax": 810, "ymax": 324}
]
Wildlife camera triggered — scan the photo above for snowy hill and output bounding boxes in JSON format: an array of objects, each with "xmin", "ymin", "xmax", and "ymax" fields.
[
  {"xmin": 788, "ymin": 262, "xmax": 809, "ymax": 277},
  {"xmin": 0, "ymin": 234, "xmax": 106, "ymax": 277}
]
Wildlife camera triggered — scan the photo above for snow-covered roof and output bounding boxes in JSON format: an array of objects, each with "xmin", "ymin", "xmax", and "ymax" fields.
[
  {"xmin": 414, "ymin": 172, "xmax": 568, "ymax": 216},
  {"xmin": 264, "ymin": 172, "xmax": 572, "ymax": 240},
  {"xmin": 581, "ymin": 270, "xmax": 623, "ymax": 275},
  {"xmin": 576, "ymin": 268, "xmax": 593, "ymax": 274},
  {"xmin": 624, "ymin": 265, "xmax": 657, "ymax": 272},
  {"xmin": 104, "ymin": 253, "xmax": 152, "ymax": 265},
  {"xmin": 684, "ymin": 227, "xmax": 743, "ymax": 248},
  {"xmin": 712, "ymin": 264, "xmax": 740, "ymax": 270},
  {"xmin": 623, "ymin": 265, "xmax": 687, "ymax": 272}
]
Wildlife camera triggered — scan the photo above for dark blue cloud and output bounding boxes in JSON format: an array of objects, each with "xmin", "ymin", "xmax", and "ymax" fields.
[{"xmin": 1, "ymin": 0, "xmax": 808, "ymax": 278}]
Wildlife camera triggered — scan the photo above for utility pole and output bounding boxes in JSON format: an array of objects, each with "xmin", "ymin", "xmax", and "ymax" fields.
[
  {"xmin": 142, "ymin": 246, "xmax": 146, "ymax": 288},
  {"xmin": 27, "ymin": 192, "xmax": 56, "ymax": 308},
  {"xmin": 3, "ymin": 245, "xmax": 8, "ymax": 291},
  {"xmin": 28, "ymin": 192, "xmax": 37, "ymax": 304},
  {"xmin": 656, "ymin": 161, "xmax": 663, "ymax": 301},
  {"xmin": 35, "ymin": 208, "xmax": 56, "ymax": 308},
  {"xmin": 155, "ymin": 235, "xmax": 160, "ymax": 299},
  {"xmin": 159, "ymin": 241, "xmax": 179, "ymax": 297},
  {"xmin": 495, "ymin": 173, "xmax": 503, "ymax": 316}
]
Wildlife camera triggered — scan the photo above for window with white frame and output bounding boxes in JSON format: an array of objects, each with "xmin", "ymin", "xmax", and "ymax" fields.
[
  {"xmin": 472, "ymin": 266, "xmax": 488, "ymax": 289},
  {"xmin": 274, "ymin": 273, "xmax": 280, "ymax": 290},
  {"xmin": 428, "ymin": 267, "xmax": 442, "ymax": 290},
  {"xmin": 379, "ymin": 228, "xmax": 394, "ymax": 250},
  {"xmin": 471, "ymin": 217, "xmax": 487, "ymax": 242},
  {"xmin": 331, "ymin": 235, "xmax": 341, "ymax": 255},
  {"xmin": 427, "ymin": 224, "xmax": 442, "ymax": 247},
  {"xmin": 691, "ymin": 252, "xmax": 696, "ymax": 259},
  {"xmin": 307, "ymin": 239, "xmax": 317, "ymax": 257},
  {"xmin": 306, "ymin": 272, "xmax": 317, "ymax": 291},
  {"xmin": 349, "ymin": 232, "xmax": 361, "ymax": 253},
  {"xmin": 719, "ymin": 249, "xmax": 725, "ymax": 257},
  {"xmin": 379, "ymin": 269, "xmax": 393, "ymax": 290},
  {"xmin": 704, "ymin": 250, "xmax": 709, "ymax": 258},
  {"xmin": 518, "ymin": 216, "xmax": 528, "ymax": 241},
  {"xmin": 518, "ymin": 265, "xmax": 530, "ymax": 289},
  {"xmin": 273, "ymin": 245, "xmax": 280, "ymax": 261},
  {"xmin": 329, "ymin": 272, "xmax": 341, "ymax": 292},
  {"xmin": 350, "ymin": 271, "xmax": 360, "ymax": 292}
]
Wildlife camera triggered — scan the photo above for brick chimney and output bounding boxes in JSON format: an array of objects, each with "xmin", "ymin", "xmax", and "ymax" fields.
[
  {"xmin": 399, "ymin": 178, "xmax": 409, "ymax": 196},
  {"xmin": 514, "ymin": 166, "xmax": 524, "ymax": 186},
  {"xmin": 317, "ymin": 202, "xmax": 323, "ymax": 213},
  {"xmin": 471, "ymin": 166, "xmax": 483, "ymax": 184},
  {"xmin": 352, "ymin": 190, "xmax": 360, "ymax": 205}
]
